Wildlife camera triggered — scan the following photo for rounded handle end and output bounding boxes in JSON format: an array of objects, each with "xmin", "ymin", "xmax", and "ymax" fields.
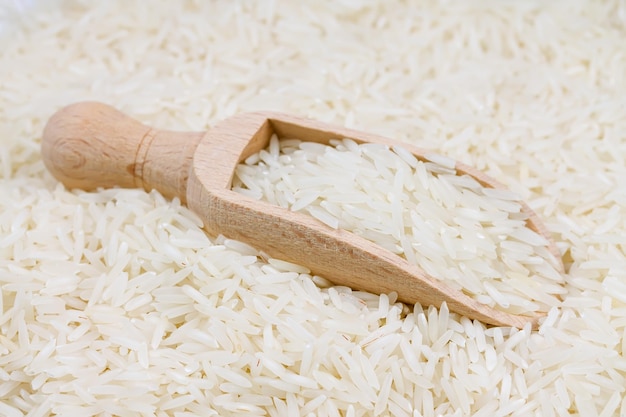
[
  {"xmin": 42, "ymin": 101, "xmax": 146, "ymax": 191},
  {"xmin": 42, "ymin": 102, "xmax": 204, "ymax": 202}
]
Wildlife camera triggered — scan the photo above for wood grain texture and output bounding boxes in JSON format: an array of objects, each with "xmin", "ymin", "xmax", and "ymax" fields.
[
  {"xmin": 42, "ymin": 102, "xmax": 203, "ymax": 203},
  {"xmin": 43, "ymin": 102, "xmax": 565, "ymax": 329}
]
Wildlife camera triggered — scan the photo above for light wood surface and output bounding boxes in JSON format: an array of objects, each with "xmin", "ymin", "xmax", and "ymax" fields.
[
  {"xmin": 42, "ymin": 102, "xmax": 565, "ymax": 329},
  {"xmin": 42, "ymin": 102, "xmax": 204, "ymax": 203}
]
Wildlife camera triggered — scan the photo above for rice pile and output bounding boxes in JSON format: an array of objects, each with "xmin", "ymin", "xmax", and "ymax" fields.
[
  {"xmin": 234, "ymin": 136, "xmax": 565, "ymax": 314},
  {"xmin": 1, "ymin": 1, "xmax": 626, "ymax": 416}
]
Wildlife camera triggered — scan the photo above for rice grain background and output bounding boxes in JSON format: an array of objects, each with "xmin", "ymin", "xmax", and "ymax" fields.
[{"xmin": 1, "ymin": 1, "xmax": 626, "ymax": 416}]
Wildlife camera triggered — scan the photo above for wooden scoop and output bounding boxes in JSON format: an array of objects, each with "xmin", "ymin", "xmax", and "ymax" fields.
[{"xmin": 42, "ymin": 102, "xmax": 564, "ymax": 328}]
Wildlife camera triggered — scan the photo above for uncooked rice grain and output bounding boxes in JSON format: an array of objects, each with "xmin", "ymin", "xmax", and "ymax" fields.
[
  {"xmin": 234, "ymin": 137, "xmax": 564, "ymax": 314},
  {"xmin": 2, "ymin": 1, "xmax": 626, "ymax": 416}
]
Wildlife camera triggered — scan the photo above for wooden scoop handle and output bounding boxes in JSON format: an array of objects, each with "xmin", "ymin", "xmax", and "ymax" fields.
[{"xmin": 42, "ymin": 102, "xmax": 204, "ymax": 203}]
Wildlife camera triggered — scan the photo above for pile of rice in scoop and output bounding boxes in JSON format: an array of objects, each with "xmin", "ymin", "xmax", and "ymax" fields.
[
  {"xmin": 233, "ymin": 136, "xmax": 565, "ymax": 315},
  {"xmin": 1, "ymin": 1, "xmax": 626, "ymax": 416}
]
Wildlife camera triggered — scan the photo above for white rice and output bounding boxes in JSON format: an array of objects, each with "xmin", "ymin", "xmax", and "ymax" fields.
[
  {"xmin": 2, "ymin": 0, "xmax": 626, "ymax": 416},
  {"xmin": 233, "ymin": 136, "xmax": 565, "ymax": 314}
]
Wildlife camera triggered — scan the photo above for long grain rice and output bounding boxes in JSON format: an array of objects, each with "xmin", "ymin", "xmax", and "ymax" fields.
[
  {"xmin": 1, "ymin": 0, "xmax": 626, "ymax": 416},
  {"xmin": 234, "ymin": 137, "xmax": 564, "ymax": 314}
]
